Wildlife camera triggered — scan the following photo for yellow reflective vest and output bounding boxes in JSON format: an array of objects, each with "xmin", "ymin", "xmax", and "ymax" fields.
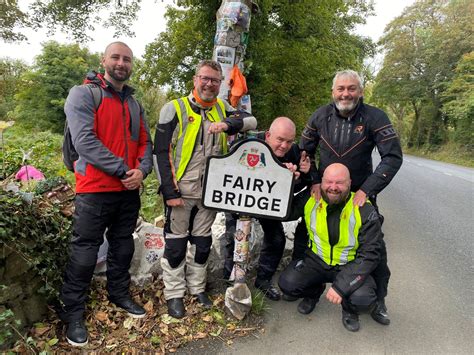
[
  {"xmin": 171, "ymin": 97, "xmax": 228, "ymax": 181},
  {"xmin": 304, "ymin": 192, "xmax": 363, "ymax": 266}
]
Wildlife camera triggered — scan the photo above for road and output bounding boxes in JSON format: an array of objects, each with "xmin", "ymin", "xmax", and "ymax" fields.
[{"xmin": 180, "ymin": 154, "xmax": 474, "ymax": 354}]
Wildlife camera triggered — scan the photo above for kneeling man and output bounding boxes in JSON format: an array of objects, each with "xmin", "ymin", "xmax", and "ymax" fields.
[{"xmin": 279, "ymin": 163, "xmax": 382, "ymax": 332}]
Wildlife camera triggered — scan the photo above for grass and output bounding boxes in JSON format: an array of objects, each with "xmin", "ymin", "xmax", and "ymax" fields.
[
  {"xmin": 405, "ymin": 142, "xmax": 473, "ymax": 168},
  {"xmin": 250, "ymin": 289, "xmax": 269, "ymax": 316}
]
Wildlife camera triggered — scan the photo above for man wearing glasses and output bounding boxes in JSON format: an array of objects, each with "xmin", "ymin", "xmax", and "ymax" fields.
[{"xmin": 153, "ymin": 60, "xmax": 256, "ymax": 318}]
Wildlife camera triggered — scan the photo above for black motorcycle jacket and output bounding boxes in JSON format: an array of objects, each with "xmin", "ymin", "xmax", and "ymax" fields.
[{"xmin": 300, "ymin": 100, "xmax": 403, "ymax": 197}]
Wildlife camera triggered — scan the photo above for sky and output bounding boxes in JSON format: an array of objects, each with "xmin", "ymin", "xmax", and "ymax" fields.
[{"xmin": 0, "ymin": 0, "xmax": 415, "ymax": 65}]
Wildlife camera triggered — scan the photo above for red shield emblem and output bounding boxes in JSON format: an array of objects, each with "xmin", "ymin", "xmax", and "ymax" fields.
[{"xmin": 247, "ymin": 153, "xmax": 260, "ymax": 167}]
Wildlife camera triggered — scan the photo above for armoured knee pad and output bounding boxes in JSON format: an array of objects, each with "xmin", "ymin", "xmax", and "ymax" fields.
[
  {"xmin": 164, "ymin": 237, "xmax": 188, "ymax": 268},
  {"xmin": 189, "ymin": 236, "xmax": 212, "ymax": 265}
]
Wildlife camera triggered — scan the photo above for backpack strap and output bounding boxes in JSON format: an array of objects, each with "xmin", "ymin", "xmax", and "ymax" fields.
[{"xmin": 85, "ymin": 83, "xmax": 103, "ymax": 111}]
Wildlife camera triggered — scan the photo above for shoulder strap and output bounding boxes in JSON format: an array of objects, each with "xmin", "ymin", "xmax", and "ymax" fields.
[{"xmin": 85, "ymin": 83, "xmax": 103, "ymax": 111}]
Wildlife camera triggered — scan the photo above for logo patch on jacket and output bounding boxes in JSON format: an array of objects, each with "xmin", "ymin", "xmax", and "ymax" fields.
[{"xmin": 354, "ymin": 125, "xmax": 364, "ymax": 134}]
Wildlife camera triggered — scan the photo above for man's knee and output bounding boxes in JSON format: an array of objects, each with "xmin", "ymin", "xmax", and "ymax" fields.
[
  {"xmin": 164, "ymin": 237, "xmax": 188, "ymax": 268},
  {"xmin": 349, "ymin": 281, "xmax": 377, "ymax": 311},
  {"xmin": 278, "ymin": 260, "xmax": 304, "ymax": 296},
  {"xmin": 189, "ymin": 236, "xmax": 212, "ymax": 264}
]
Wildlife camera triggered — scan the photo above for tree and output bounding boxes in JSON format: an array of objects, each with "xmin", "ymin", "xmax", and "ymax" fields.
[
  {"xmin": 13, "ymin": 41, "xmax": 100, "ymax": 133},
  {"xmin": 0, "ymin": 0, "xmax": 145, "ymax": 43},
  {"xmin": 441, "ymin": 52, "xmax": 474, "ymax": 148},
  {"xmin": 0, "ymin": 58, "xmax": 28, "ymax": 120},
  {"xmin": 141, "ymin": 0, "xmax": 374, "ymax": 130},
  {"xmin": 373, "ymin": 0, "xmax": 473, "ymax": 148}
]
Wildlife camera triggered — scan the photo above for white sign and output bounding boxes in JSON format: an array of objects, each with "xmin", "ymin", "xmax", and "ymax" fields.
[{"xmin": 202, "ymin": 139, "xmax": 294, "ymax": 220}]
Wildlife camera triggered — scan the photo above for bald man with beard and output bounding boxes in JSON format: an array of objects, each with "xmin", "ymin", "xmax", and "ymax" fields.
[{"xmin": 279, "ymin": 163, "xmax": 383, "ymax": 332}]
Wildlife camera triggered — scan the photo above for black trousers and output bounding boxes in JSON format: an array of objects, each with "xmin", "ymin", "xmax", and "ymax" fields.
[
  {"xmin": 369, "ymin": 196, "xmax": 390, "ymax": 300},
  {"xmin": 292, "ymin": 219, "xmax": 309, "ymax": 261},
  {"xmin": 59, "ymin": 190, "xmax": 140, "ymax": 322},
  {"xmin": 279, "ymin": 253, "xmax": 377, "ymax": 313},
  {"xmin": 223, "ymin": 214, "xmax": 286, "ymax": 282}
]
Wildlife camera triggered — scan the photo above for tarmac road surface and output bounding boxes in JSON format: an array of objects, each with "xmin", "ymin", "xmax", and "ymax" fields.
[{"xmin": 179, "ymin": 154, "xmax": 474, "ymax": 354}]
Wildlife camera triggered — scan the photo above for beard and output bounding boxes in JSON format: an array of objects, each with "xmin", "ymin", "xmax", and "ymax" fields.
[
  {"xmin": 321, "ymin": 188, "xmax": 349, "ymax": 205},
  {"xmin": 106, "ymin": 66, "xmax": 131, "ymax": 82},
  {"xmin": 334, "ymin": 96, "xmax": 359, "ymax": 115}
]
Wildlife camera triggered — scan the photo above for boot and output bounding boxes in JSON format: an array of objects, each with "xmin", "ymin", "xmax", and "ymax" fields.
[
  {"xmin": 371, "ymin": 300, "xmax": 390, "ymax": 325},
  {"xmin": 66, "ymin": 320, "xmax": 88, "ymax": 347},
  {"xmin": 255, "ymin": 279, "xmax": 281, "ymax": 301},
  {"xmin": 195, "ymin": 292, "xmax": 213, "ymax": 308},
  {"xmin": 167, "ymin": 298, "xmax": 185, "ymax": 319},
  {"xmin": 297, "ymin": 297, "xmax": 318, "ymax": 314},
  {"xmin": 342, "ymin": 309, "xmax": 360, "ymax": 332}
]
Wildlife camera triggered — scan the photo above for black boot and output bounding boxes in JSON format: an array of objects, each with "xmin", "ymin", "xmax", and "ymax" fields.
[
  {"xmin": 195, "ymin": 292, "xmax": 213, "ymax": 308},
  {"xmin": 297, "ymin": 297, "xmax": 318, "ymax": 314},
  {"xmin": 371, "ymin": 300, "xmax": 390, "ymax": 325},
  {"xmin": 167, "ymin": 298, "xmax": 185, "ymax": 319},
  {"xmin": 66, "ymin": 320, "xmax": 88, "ymax": 347},
  {"xmin": 342, "ymin": 309, "xmax": 360, "ymax": 332},
  {"xmin": 255, "ymin": 279, "xmax": 281, "ymax": 301},
  {"xmin": 111, "ymin": 298, "xmax": 146, "ymax": 318}
]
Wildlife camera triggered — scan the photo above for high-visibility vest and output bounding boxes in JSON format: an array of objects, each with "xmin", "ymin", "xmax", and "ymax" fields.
[
  {"xmin": 171, "ymin": 97, "xmax": 228, "ymax": 181},
  {"xmin": 304, "ymin": 192, "xmax": 362, "ymax": 266}
]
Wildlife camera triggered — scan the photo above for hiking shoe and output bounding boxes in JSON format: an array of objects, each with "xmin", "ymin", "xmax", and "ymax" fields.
[
  {"xmin": 255, "ymin": 279, "xmax": 281, "ymax": 301},
  {"xmin": 66, "ymin": 320, "xmax": 88, "ymax": 347},
  {"xmin": 371, "ymin": 300, "xmax": 390, "ymax": 325},
  {"xmin": 113, "ymin": 298, "xmax": 146, "ymax": 319},
  {"xmin": 342, "ymin": 309, "xmax": 360, "ymax": 332}
]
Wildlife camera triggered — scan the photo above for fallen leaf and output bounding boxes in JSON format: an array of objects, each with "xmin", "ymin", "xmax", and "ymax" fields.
[
  {"xmin": 34, "ymin": 325, "xmax": 50, "ymax": 336},
  {"xmin": 194, "ymin": 332, "xmax": 207, "ymax": 339},
  {"xmin": 227, "ymin": 339, "xmax": 234, "ymax": 346},
  {"xmin": 95, "ymin": 311, "xmax": 108, "ymax": 322},
  {"xmin": 123, "ymin": 317, "xmax": 134, "ymax": 329},
  {"xmin": 155, "ymin": 289, "xmax": 162, "ymax": 298},
  {"xmin": 161, "ymin": 314, "xmax": 181, "ymax": 324},
  {"xmin": 143, "ymin": 300, "xmax": 154, "ymax": 313},
  {"xmin": 47, "ymin": 338, "xmax": 59, "ymax": 346},
  {"xmin": 150, "ymin": 335, "xmax": 161, "ymax": 345},
  {"xmin": 175, "ymin": 327, "xmax": 187, "ymax": 336},
  {"xmin": 202, "ymin": 314, "xmax": 213, "ymax": 322},
  {"xmin": 159, "ymin": 323, "xmax": 169, "ymax": 335},
  {"xmin": 128, "ymin": 333, "xmax": 137, "ymax": 342},
  {"xmin": 210, "ymin": 327, "xmax": 222, "ymax": 337}
]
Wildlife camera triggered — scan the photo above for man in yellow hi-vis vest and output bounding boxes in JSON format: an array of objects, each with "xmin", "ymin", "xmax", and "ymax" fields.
[
  {"xmin": 153, "ymin": 60, "xmax": 256, "ymax": 318},
  {"xmin": 279, "ymin": 163, "xmax": 382, "ymax": 332}
]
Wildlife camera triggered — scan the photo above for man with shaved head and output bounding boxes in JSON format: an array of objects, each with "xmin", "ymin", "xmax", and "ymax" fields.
[
  {"xmin": 59, "ymin": 41, "xmax": 152, "ymax": 346},
  {"xmin": 300, "ymin": 69, "xmax": 403, "ymax": 325},
  {"xmin": 279, "ymin": 163, "xmax": 383, "ymax": 332},
  {"xmin": 223, "ymin": 116, "xmax": 312, "ymax": 301}
]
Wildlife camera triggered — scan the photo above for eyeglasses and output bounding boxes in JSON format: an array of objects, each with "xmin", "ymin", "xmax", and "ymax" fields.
[{"xmin": 197, "ymin": 75, "xmax": 222, "ymax": 85}]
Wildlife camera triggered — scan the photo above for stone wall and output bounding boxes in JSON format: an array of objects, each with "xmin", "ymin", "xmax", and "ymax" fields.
[{"xmin": 1, "ymin": 245, "xmax": 48, "ymax": 348}]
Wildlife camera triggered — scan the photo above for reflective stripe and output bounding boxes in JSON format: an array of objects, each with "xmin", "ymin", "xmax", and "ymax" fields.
[
  {"xmin": 172, "ymin": 99, "xmax": 187, "ymax": 176},
  {"xmin": 309, "ymin": 200, "xmax": 324, "ymax": 258},
  {"xmin": 339, "ymin": 208, "xmax": 357, "ymax": 264}
]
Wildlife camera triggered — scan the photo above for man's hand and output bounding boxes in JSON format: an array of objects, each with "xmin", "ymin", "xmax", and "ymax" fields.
[
  {"xmin": 208, "ymin": 122, "xmax": 229, "ymax": 134},
  {"xmin": 283, "ymin": 162, "xmax": 300, "ymax": 179},
  {"xmin": 353, "ymin": 189, "xmax": 367, "ymax": 206},
  {"xmin": 166, "ymin": 198, "xmax": 185, "ymax": 207},
  {"xmin": 121, "ymin": 169, "xmax": 143, "ymax": 190},
  {"xmin": 311, "ymin": 183, "xmax": 321, "ymax": 201},
  {"xmin": 326, "ymin": 287, "xmax": 342, "ymax": 304},
  {"xmin": 299, "ymin": 151, "xmax": 310, "ymax": 173}
]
